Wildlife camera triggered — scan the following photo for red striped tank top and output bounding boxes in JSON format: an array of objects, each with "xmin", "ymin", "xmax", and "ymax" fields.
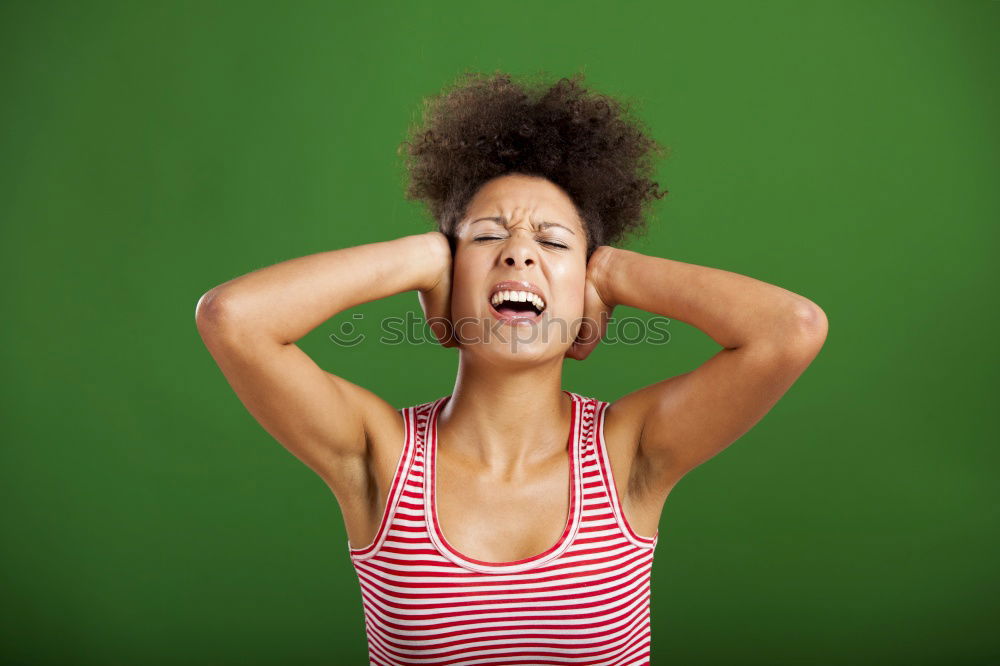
[{"xmin": 348, "ymin": 390, "xmax": 659, "ymax": 665}]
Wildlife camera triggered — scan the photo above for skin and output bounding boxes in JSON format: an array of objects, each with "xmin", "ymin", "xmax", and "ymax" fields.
[
  {"xmin": 428, "ymin": 174, "xmax": 591, "ymax": 463},
  {"xmin": 195, "ymin": 172, "xmax": 828, "ymax": 562}
]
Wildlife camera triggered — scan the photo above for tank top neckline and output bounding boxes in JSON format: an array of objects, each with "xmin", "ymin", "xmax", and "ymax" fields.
[{"xmin": 424, "ymin": 389, "xmax": 584, "ymax": 573}]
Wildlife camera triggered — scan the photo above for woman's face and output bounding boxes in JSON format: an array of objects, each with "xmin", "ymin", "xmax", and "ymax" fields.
[{"xmin": 449, "ymin": 172, "xmax": 589, "ymax": 363}]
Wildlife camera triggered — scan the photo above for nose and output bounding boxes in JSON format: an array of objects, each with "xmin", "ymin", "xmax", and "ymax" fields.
[{"xmin": 500, "ymin": 229, "xmax": 537, "ymax": 268}]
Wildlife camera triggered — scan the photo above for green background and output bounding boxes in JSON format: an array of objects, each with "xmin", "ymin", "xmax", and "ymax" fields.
[{"xmin": 2, "ymin": 1, "xmax": 996, "ymax": 664}]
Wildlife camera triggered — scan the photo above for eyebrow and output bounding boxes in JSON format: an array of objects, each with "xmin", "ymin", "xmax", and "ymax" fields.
[{"xmin": 467, "ymin": 216, "xmax": 577, "ymax": 236}]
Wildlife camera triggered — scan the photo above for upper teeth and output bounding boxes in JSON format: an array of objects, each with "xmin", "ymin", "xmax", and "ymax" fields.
[{"xmin": 491, "ymin": 290, "xmax": 545, "ymax": 311}]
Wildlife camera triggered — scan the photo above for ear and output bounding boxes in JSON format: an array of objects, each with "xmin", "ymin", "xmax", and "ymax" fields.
[
  {"xmin": 418, "ymin": 230, "xmax": 459, "ymax": 348},
  {"xmin": 565, "ymin": 247, "xmax": 614, "ymax": 360}
]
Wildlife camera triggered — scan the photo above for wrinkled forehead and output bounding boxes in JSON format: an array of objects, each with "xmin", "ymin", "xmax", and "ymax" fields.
[{"xmin": 456, "ymin": 174, "xmax": 587, "ymax": 237}]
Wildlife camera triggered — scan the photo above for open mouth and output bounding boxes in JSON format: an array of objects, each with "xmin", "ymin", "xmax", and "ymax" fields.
[
  {"xmin": 491, "ymin": 294, "xmax": 544, "ymax": 316},
  {"xmin": 488, "ymin": 288, "xmax": 546, "ymax": 323}
]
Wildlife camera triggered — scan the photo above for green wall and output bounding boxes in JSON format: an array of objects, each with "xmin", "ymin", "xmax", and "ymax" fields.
[{"xmin": 1, "ymin": 1, "xmax": 996, "ymax": 664}]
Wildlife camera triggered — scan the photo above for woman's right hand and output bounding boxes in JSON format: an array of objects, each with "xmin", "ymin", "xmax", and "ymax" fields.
[{"xmin": 417, "ymin": 231, "xmax": 459, "ymax": 348}]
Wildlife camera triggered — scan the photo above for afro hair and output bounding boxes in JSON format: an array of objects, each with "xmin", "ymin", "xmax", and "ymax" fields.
[{"xmin": 397, "ymin": 70, "xmax": 669, "ymax": 258}]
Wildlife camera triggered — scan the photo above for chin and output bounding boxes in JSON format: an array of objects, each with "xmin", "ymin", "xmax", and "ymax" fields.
[{"xmin": 454, "ymin": 315, "xmax": 569, "ymax": 364}]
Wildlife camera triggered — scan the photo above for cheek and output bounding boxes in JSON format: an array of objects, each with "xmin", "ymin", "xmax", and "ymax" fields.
[
  {"xmin": 564, "ymin": 288, "xmax": 587, "ymax": 319},
  {"xmin": 450, "ymin": 254, "xmax": 486, "ymax": 317},
  {"xmin": 550, "ymin": 272, "xmax": 588, "ymax": 319}
]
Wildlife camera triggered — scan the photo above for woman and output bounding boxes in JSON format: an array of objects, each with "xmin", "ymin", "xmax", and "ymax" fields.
[{"xmin": 195, "ymin": 71, "xmax": 827, "ymax": 665}]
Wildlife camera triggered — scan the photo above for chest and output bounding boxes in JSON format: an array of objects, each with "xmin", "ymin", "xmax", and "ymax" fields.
[
  {"xmin": 432, "ymin": 455, "xmax": 665, "ymax": 562},
  {"xmin": 434, "ymin": 454, "xmax": 571, "ymax": 563}
]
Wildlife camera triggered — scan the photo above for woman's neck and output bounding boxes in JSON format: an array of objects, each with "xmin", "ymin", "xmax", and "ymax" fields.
[{"xmin": 437, "ymin": 353, "xmax": 573, "ymax": 476}]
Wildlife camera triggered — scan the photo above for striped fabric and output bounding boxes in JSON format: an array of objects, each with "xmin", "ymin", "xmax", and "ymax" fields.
[{"xmin": 348, "ymin": 390, "xmax": 659, "ymax": 665}]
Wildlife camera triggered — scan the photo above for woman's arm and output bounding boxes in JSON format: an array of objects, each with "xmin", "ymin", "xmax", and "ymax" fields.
[
  {"xmin": 194, "ymin": 231, "xmax": 451, "ymax": 496},
  {"xmin": 589, "ymin": 246, "xmax": 828, "ymax": 496},
  {"xmin": 196, "ymin": 232, "xmax": 449, "ymax": 345}
]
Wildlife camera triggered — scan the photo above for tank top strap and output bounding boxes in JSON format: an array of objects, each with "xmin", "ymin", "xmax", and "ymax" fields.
[
  {"xmin": 575, "ymin": 392, "xmax": 600, "ymax": 457},
  {"xmin": 410, "ymin": 396, "xmax": 441, "ymax": 458},
  {"xmin": 586, "ymin": 394, "xmax": 659, "ymax": 550},
  {"xmin": 347, "ymin": 398, "xmax": 438, "ymax": 562}
]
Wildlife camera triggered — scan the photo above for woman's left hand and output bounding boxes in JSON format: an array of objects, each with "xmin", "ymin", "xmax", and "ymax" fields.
[{"xmin": 565, "ymin": 246, "xmax": 616, "ymax": 361}]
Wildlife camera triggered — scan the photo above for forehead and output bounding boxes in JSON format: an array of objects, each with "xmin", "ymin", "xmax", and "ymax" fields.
[{"xmin": 460, "ymin": 174, "xmax": 584, "ymax": 233}]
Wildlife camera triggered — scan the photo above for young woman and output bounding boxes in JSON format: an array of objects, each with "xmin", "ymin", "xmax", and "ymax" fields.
[{"xmin": 195, "ymin": 72, "xmax": 827, "ymax": 665}]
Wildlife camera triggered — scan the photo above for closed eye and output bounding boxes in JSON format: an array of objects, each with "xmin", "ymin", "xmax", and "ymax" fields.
[{"xmin": 473, "ymin": 235, "xmax": 569, "ymax": 249}]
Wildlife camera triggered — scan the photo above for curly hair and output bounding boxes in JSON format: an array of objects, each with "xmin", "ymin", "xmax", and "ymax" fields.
[{"xmin": 397, "ymin": 70, "xmax": 669, "ymax": 258}]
